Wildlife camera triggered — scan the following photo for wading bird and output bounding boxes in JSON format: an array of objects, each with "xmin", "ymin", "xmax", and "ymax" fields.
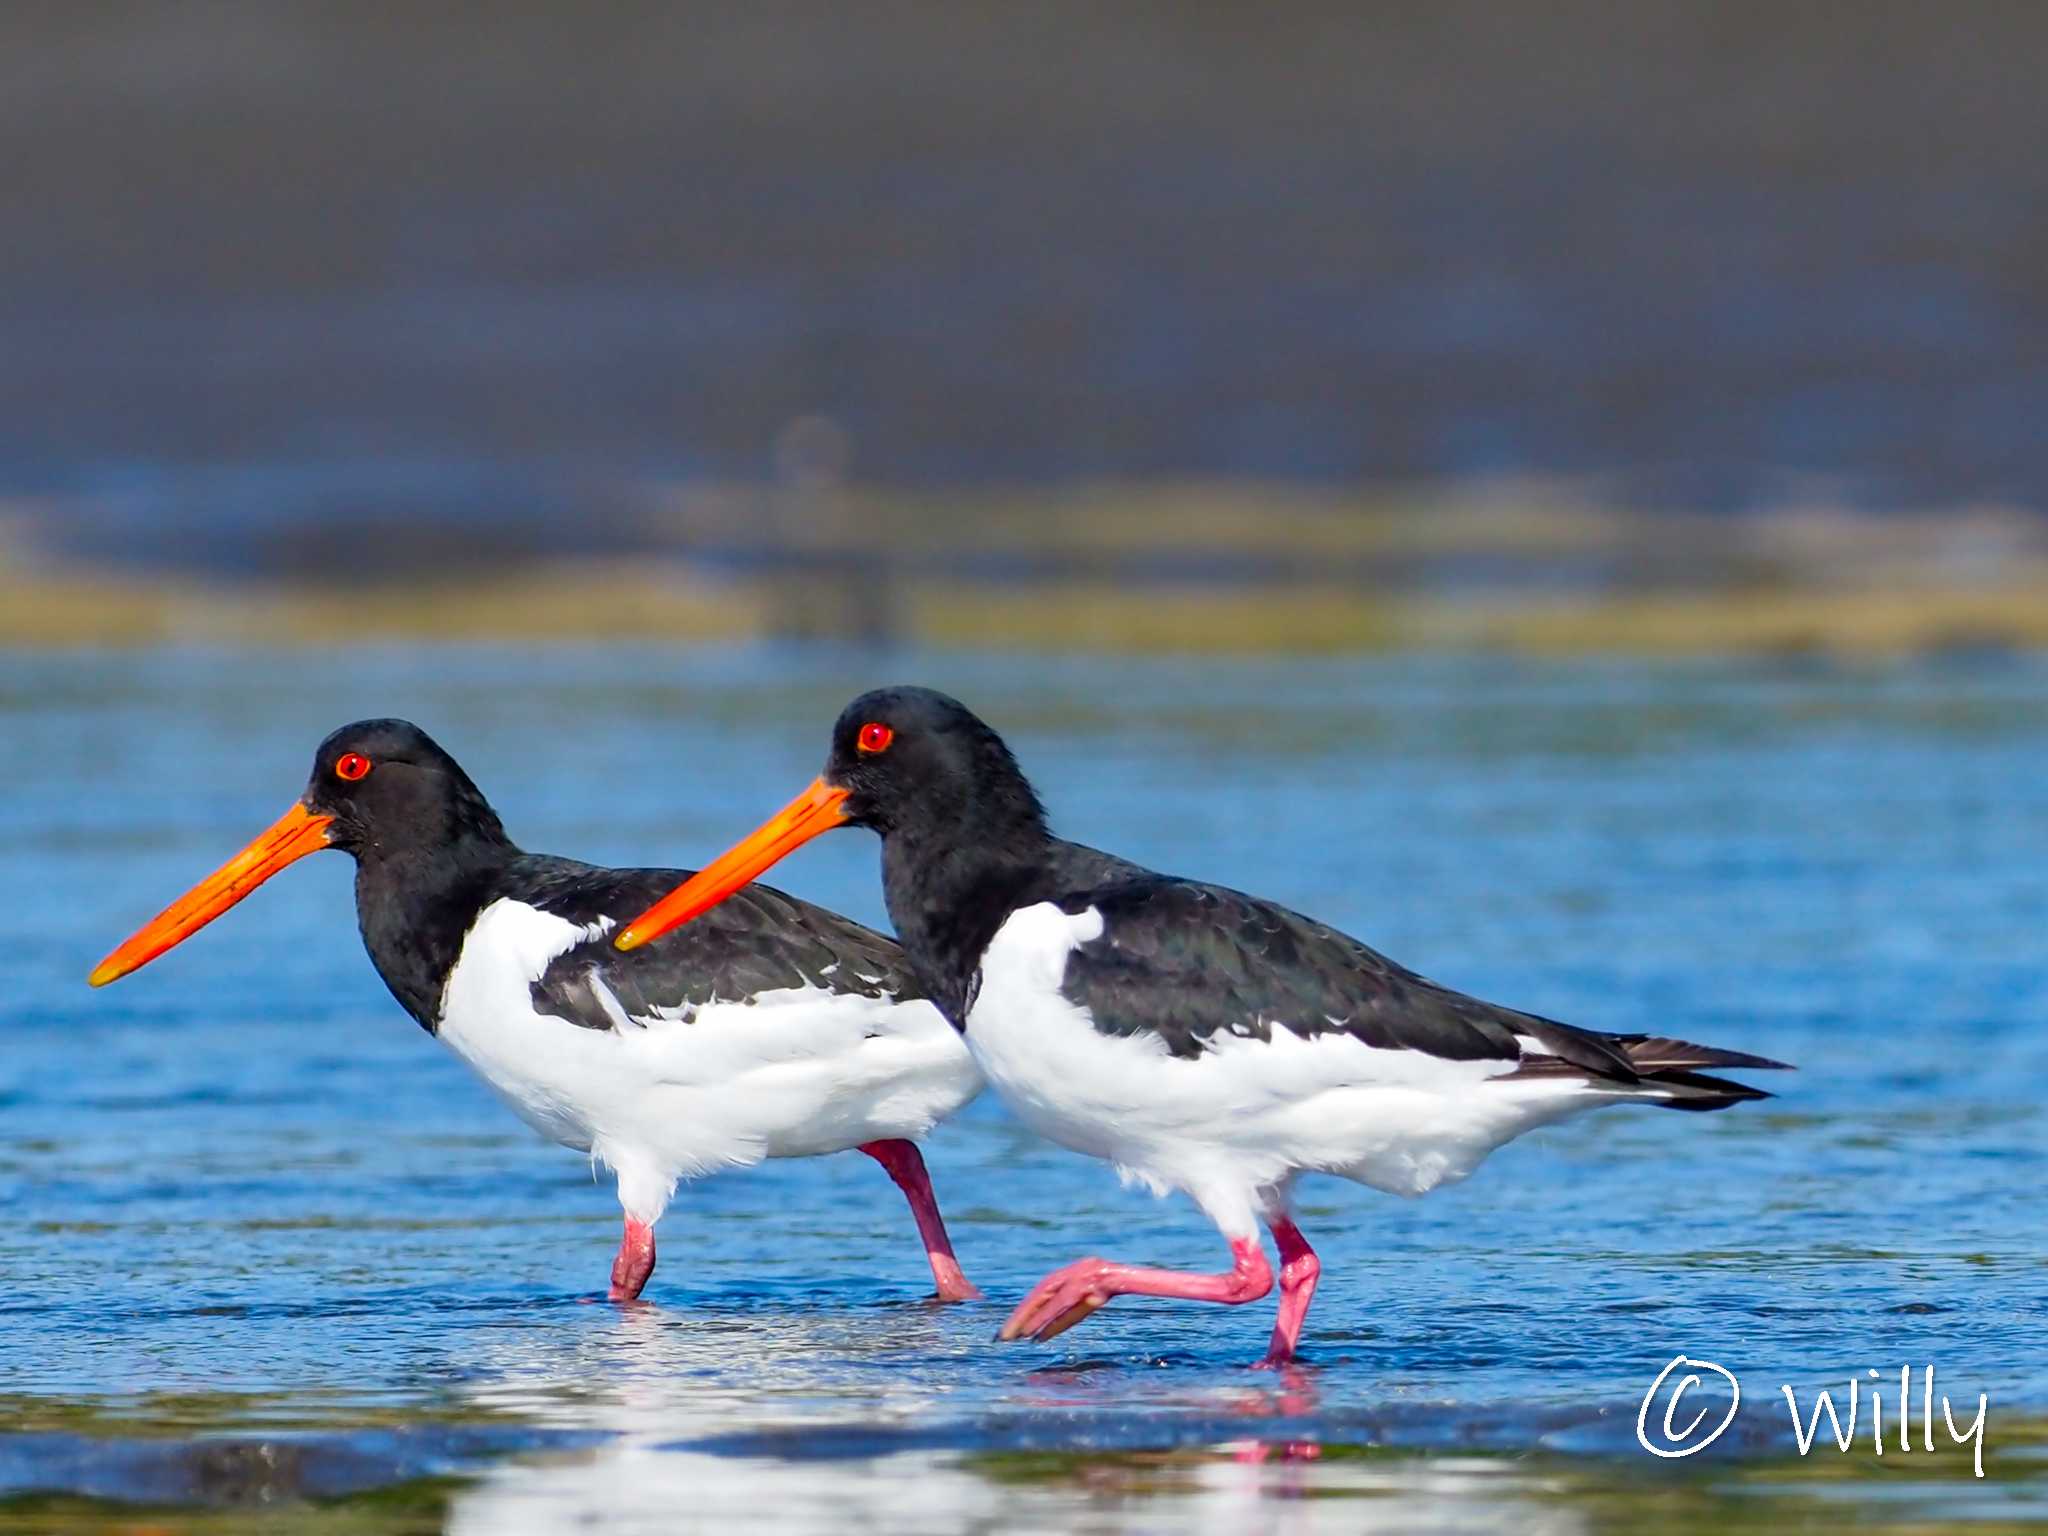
[
  {"xmin": 91, "ymin": 719, "xmax": 983, "ymax": 1304},
  {"xmin": 616, "ymin": 687, "xmax": 1785, "ymax": 1364}
]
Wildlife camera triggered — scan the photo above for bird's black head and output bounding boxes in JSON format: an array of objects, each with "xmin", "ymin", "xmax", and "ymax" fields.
[
  {"xmin": 614, "ymin": 686, "xmax": 1050, "ymax": 956},
  {"xmin": 821, "ymin": 687, "xmax": 1046, "ymax": 844},
  {"xmin": 303, "ymin": 718, "xmax": 506, "ymax": 861},
  {"xmin": 90, "ymin": 718, "xmax": 509, "ymax": 988}
]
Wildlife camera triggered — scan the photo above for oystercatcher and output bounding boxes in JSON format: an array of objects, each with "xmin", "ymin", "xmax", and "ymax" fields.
[
  {"xmin": 90, "ymin": 719, "xmax": 983, "ymax": 1305},
  {"xmin": 615, "ymin": 687, "xmax": 1787, "ymax": 1364}
]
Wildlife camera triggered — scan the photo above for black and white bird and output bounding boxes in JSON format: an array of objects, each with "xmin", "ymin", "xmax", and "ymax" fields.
[
  {"xmin": 616, "ymin": 687, "xmax": 1787, "ymax": 1365},
  {"xmin": 90, "ymin": 719, "xmax": 983, "ymax": 1305}
]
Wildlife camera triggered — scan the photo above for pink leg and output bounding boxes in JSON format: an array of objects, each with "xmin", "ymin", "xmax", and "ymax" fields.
[
  {"xmin": 859, "ymin": 1139, "xmax": 982, "ymax": 1302},
  {"xmin": 608, "ymin": 1216, "xmax": 656, "ymax": 1301},
  {"xmin": 998, "ymin": 1236, "xmax": 1274, "ymax": 1344},
  {"xmin": 1259, "ymin": 1215, "xmax": 1321, "ymax": 1367}
]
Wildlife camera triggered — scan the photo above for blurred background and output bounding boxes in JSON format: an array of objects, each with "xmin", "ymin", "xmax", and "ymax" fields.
[{"xmin": 6, "ymin": 0, "xmax": 2048, "ymax": 653}]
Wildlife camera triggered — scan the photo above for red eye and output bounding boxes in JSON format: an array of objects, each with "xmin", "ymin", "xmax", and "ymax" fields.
[
  {"xmin": 856, "ymin": 722, "xmax": 894, "ymax": 755},
  {"xmin": 335, "ymin": 752, "xmax": 372, "ymax": 781}
]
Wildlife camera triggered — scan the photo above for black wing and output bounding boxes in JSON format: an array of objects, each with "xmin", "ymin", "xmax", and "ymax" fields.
[
  {"xmin": 508, "ymin": 857, "xmax": 917, "ymax": 1034},
  {"xmin": 1045, "ymin": 836, "xmax": 1154, "ymax": 889},
  {"xmin": 1052, "ymin": 872, "xmax": 1635, "ymax": 1074}
]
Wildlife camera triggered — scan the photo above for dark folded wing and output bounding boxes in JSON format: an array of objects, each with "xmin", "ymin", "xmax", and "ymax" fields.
[
  {"xmin": 509, "ymin": 859, "xmax": 917, "ymax": 1033},
  {"xmin": 1053, "ymin": 875, "xmax": 1629, "ymax": 1074}
]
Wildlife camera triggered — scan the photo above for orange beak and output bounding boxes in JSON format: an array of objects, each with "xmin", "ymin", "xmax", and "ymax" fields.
[
  {"xmin": 88, "ymin": 802, "xmax": 336, "ymax": 987},
  {"xmin": 615, "ymin": 778, "xmax": 851, "ymax": 951}
]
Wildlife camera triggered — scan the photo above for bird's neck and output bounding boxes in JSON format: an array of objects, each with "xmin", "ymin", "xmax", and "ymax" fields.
[
  {"xmin": 880, "ymin": 807, "xmax": 1051, "ymax": 1028},
  {"xmin": 353, "ymin": 828, "xmax": 518, "ymax": 1033}
]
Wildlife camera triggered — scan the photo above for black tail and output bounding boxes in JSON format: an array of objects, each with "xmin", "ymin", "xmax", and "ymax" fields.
[{"xmin": 1503, "ymin": 1027, "xmax": 1790, "ymax": 1111}]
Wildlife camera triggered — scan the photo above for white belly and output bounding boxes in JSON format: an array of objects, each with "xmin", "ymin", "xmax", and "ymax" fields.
[
  {"xmin": 436, "ymin": 899, "xmax": 982, "ymax": 1221},
  {"xmin": 966, "ymin": 902, "xmax": 1601, "ymax": 1234}
]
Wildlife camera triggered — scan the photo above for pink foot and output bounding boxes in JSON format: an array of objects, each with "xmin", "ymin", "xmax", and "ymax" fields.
[
  {"xmin": 924, "ymin": 1251, "xmax": 981, "ymax": 1304},
  {"xmin": 998, "ymin": 1237, "xmax": 1274, "ymax": 1344},
  {"xmin": 608, "ymin": 1217, "xmax": 656, "ymax": 1301},
  {"xmin": 998, "ymin": 1256, "xmax": 1120, "ymax": 1341},
  {"xmin": 1255, "ymin": 1216, "xmax": 1321, "ymax": 1368},
  {"xmin": 859, "ymin": 1140, "xmax": 982, "ymax": 1302}
]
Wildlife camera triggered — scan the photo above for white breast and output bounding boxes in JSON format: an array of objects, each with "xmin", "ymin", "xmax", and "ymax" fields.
[
  {"xmin": 965, "ymin": 901, "xmax": 1607, "ymax": 1235},
  {"xmin": 437, "ymin": 899, "xmax": 982, "ymax": 1223}
]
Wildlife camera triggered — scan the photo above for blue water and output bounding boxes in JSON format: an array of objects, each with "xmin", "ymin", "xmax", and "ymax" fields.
[{"xmin": 2, "ymin": 646, "xmax": 2044, "ymax": 1530}]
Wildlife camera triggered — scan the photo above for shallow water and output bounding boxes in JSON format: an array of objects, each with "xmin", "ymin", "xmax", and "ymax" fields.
[{"xmin": 2, "ymin": 646, "xmax": 2045, "ymax": 1531}]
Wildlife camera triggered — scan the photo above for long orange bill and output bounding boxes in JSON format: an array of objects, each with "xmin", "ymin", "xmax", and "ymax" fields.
[
  {"xmin": 88, "ymin": 802, "xmax": 336, "ymax": 986},
  {"xmin": 615, "ymin": 778, "xmax": 851, "ymax": 952}
]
